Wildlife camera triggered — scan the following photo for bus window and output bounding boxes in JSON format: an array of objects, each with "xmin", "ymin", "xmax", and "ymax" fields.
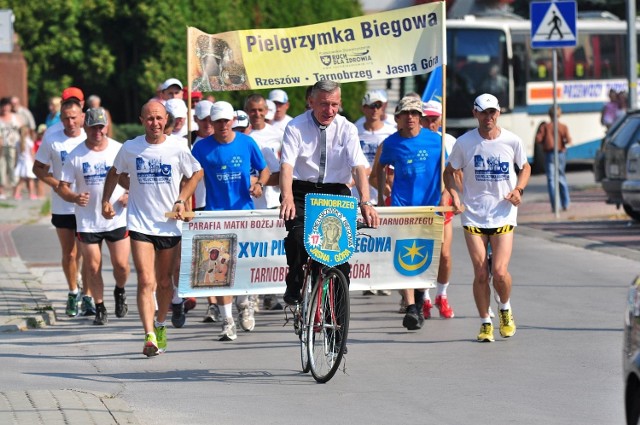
[{"xmin": 447, "ymin": 28, "xmax": 508, "ymax": 118}]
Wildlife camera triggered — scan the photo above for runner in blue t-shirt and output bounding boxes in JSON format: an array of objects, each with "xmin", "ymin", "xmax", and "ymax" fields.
[
  {"xmin": 376, "ymin": 96, "xmax": 443, "ymax": 331},
  {"xmin": 191, "ymin": 101, "xmax": 270, "ymax": 341}
]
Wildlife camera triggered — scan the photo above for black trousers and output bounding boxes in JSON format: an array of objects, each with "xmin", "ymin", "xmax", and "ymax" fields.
[{"xmin": 284, "ymin": 180, "xmax": 351, "ymax": 294}]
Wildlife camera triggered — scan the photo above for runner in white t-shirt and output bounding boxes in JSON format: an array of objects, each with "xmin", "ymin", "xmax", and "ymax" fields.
[
  {"xmin": 58, "ymin": 108, "xmax": 130, "ymax": 326},
  {"xmin": 444, "ymin": 93, "xmax": 530, "ymax": 343},
  {"xmin": 33, "ymin": 98, "xmax": 89, "ymax": 318},
  {"xmin": 101, "ymin": 100, "xmax": 203, "ymax": 357},
  {"xmin": 245, "ymin": 94, "xmax": 284, "ymax": 311}
]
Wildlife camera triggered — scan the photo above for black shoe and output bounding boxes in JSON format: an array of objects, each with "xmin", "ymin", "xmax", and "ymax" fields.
[
  {"xmin": 403, "ymin": 304, "xmax": 422, "ymax": 330},
  {"xmin": 171, "ymin": 301, "xmax": 186, "ymax": 328},
  {"xmin": 283, "ymin": 289, "xmax": 302, "ymax": 305},
  {"xmin": 93, "ymin": 306, "xmax": 108, "ymax": 325},
  {"xmin": 114, "ymin": 289, "xmax": 128, "ymax": 318}
]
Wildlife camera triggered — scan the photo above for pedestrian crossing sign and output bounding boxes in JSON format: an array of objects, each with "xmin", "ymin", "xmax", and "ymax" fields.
[{"xmin": 530, "ymin": 1, "xmax": 577, "ymax": 48}]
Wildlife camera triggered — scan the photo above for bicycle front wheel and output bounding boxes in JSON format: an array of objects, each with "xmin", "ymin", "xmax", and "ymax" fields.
[
  {"xmin": 299, "ymin": 268, "xmax": 314, "ymax": 373},
  {"xmin": 307, "ymin": 267, "xmax": 350, "ymax": 383}
]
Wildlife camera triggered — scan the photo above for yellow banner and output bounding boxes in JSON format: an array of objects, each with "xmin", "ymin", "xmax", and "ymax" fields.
[{"xmin": 187, "ymin": 2, "xmax": 446, "ymax": 92}]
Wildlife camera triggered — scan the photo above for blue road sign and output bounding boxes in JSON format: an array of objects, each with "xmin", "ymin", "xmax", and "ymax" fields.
[{"xmin": 530, "ymin": 1, "xmax": 577, "ymax": 48}]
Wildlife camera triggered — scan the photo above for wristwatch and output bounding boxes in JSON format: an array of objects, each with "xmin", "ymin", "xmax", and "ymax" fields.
[
  {"xmin": 174, "ymin": 200, "xmax": 185, "ymax": 205},
  {"xmin": 515, "ymin": 187, "xmax": 524, "ymax": 196},
  {"xmin": 256, "ymin": 182, "xmax": 264, "ymax": 189},
  {"xmin": 359, "ymin": 201, "xmax": 374, "ymax": 207}
]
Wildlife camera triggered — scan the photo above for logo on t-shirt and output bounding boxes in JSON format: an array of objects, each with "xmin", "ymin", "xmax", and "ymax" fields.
[
  {"xmin": 473, "ymin": 154, "xmax": 509, "ymax": 182},
  {"xmin": 82, "ymin": 161, "xmax": 110, "ymax": 186},
  {"xmin": 135, "ymin": 157, "xmax": 172, "ymax": 184}
]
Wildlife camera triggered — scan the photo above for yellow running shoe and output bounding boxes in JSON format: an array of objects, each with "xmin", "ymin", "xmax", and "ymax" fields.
[
  {"xmin": 143, "ymin": 333, "xmax": 159, "ymax": 357},
  {"xmin": 155, "ymin": 325, "xmax": 167, "ymax": 353},
  {"xmin": 477, "ymin": 323, "xmax": 495, "ymax": 342},
  {"xmin": 498, "ymin": 309, "xmax": 516, "ymax": 338}
]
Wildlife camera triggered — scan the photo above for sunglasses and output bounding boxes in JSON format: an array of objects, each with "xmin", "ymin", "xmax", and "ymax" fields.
[{"xmin": 365, "ymin": 103, "xmax": 383, "ymax": 109}]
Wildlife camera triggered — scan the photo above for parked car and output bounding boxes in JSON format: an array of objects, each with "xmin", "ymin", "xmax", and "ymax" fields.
[
  {"xmin": 624, "ymin": 276, "xmax": 640, "ymax": 425},
  {"xmin": 622, "ymin": 142, "xmax": 640, "ymax": 221},
  {"xmin": 594, "ymin": 110, "xmax": 640, "ymax": 221}
]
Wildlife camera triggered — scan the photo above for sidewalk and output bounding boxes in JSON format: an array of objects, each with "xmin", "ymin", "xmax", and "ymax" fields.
[{"xmin": 0, "ymin": 197, "xmax": 56, "ymax": 332}]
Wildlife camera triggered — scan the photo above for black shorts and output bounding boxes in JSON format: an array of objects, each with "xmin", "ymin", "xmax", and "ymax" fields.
[
  {"xmin": 77, "ymin": 227, "xmax": 129, "ymax": 244},
  {"xmin": 129, "ymin": 230, "xmax": 181, "ymax": 251},
  {"xmin": 463, "ymin": 225, "xmax": 514, "ymax": 236},
  {"xmin": 51, "ymin": 214, "xmax": 77, "ymax": 230}
]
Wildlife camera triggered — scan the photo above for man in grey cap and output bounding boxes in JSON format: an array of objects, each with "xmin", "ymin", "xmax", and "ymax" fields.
[
  {"xmin": 57, "ymin": 108, "xmax": 131, "ymax": 326},
  {"xmin": 444, "ymin": 93, "xmax": 530, "ymax": 343}
]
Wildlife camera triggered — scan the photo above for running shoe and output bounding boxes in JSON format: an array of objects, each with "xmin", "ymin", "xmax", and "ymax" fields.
[
  {"xmin": 238, "ymin": 302, "xmax": 255, "ymax": 332},
  {"xmin": 477, "ymin": 323, "xmax": 495, "ymax": 342},
  {"xmin": 184, "ymin": 297, "xmax": 197, "ymax": 313},
  {"xmin": 171, "ymin": 301, "xmax": 186, "ymax": 328},
  {"xmin": 378, "ymin": 290, "xmax": 391, "ymax": 296},
  {"xmin": 143, "ymin": 333, "xmax": 159, "ymax": 357},
  {"xmin": 155, "ymin": 325, "xmax": 167, "ymax": 353},
  {"xmin": 402, "ymin": 304, "xmax": 422, "ymax": 330},
  {"xmin": 203, "ymin": 303, "xmax": 221, "ymax": 323},
  {"xmin": 114, "ymin": 288, "xmax": 128, "ymax": 318},
  {"xmin": 498, "ymin": 309, "xmax": 516, "ymax": 338},
  {"xmin": 263, "ymin": 294, "xmax": 283, "ymax": 310},
  {"xmin": 422, "ymin": 298, "xmax": 433, "ymax": 319},
  {"xmin": 65, "ymin": 292, "xmax": 79, "ymax": 317},
  {"xmin": 435, "ymin": 295, "xmax": 455, "ymax": 319},
  {"xmin": 81, "ymin": 295, "xmax": 96, "ymax": 316},
  {"xmin": 283, "ymin": 289, "xmax": 302, "ymax": 305},
  {"xmin": 93, "ymin": 305, "xmax": 108, "ymax": 325},
  {"xmin": 398, "ymin": 293, "xmax": 408, "ymax": 314},
  {"xmin": 362, "ymin": 290, "xmax": 377, "ymax": 296},
  {"xmin": 219, "ymin": 318, "xmax": 237, "ymax": 341}
]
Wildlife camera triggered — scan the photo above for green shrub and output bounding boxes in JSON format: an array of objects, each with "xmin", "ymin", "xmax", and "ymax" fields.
[{"xmin": 113, "ymin": 123, "xmax": 144, "ymax": 142}]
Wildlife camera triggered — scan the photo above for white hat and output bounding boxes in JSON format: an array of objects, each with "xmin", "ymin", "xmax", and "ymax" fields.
[
  {"xmin": 265, "ymin": 99, "xmax": 276, "ymax": 121},
  {"xmin": 422, "ymin": 100, "xmax": 442, "ymax": 117},
  {"xmin": 474, "ymin": 93, "xmax": 500, "ymax": 111},
  {"xmin": 165, "ymin": 98, "xmax": 187, "ymax": 119},
  {"xmin": 161, "ymin": 78, "xmax": 183, "ymax": 91},
  {"xmin": 362, "ymin": 90, "xmax": 388, "ymax": 106},
  {"xmin": 194, "ymin": 100, "xmax": 214, "ymax": 120},
  {"xmin": 210, "ymin": 101, "xmax": 235, "ymax": 122},
  {"xmin": 232, "ymin": 110, "xmax": 249, "ymax": 129},
  {"xmin": 268, "ymin": 89, "xmax": 289, "ymax": 104}
]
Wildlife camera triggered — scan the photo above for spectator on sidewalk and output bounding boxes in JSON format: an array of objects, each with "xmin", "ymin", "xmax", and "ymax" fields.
[
  {"xmin": 535, "ymin": 106, "xmax": 572, "ymax": 212},
  {"xmin": 0, "ymin": 97, "xmax": 23, "ymax": 200}
]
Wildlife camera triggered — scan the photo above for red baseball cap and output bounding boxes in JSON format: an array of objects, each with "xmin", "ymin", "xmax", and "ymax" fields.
[
  {"xmin": 61, "ymin": 87, "xmax": 84, "ymax": 102},
  {"xmin": 183, "ymin": 88, "xmax": 202, "ymax": 99}
]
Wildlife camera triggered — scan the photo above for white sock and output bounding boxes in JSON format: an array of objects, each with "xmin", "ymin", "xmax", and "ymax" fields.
[
  {"xmin": 235, "ymin": 295, "xmax": 248, "ymax": 307},
  {"xmin": 424, "ymin": 289, "xmax": 431, "ymax": 302},
  {"xmin": 222, "ymin": 303, "xmax": 232, "ymax": 319},
  {"xmin": 154, "ymin": 320, "xmax": 165, "ymax": 328},
  {"xmin": 171, "ymin": 287, "xmax": 182, "ymax": 304},
  {"xmin": 69, "ymin": 289, "xmax": 79, "ymax": 295},
  {"xmin": 499, "ymin": 299, "xmax": 511, "ymax": 311},
  {"xmin": 436, "ymin": 282, "xmax": 449, "ymax": 297},
  {"xmin": 482, "ymin": 317, "xmax": 492, "ymax": 325}
]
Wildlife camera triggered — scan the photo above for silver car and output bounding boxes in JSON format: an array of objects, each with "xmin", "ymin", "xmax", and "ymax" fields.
[
  {"xmin": 624, "ymin": 276, "xmax": 640, "ymax": 425},
  {"xmin": 622, "ymin": 142, "xmax": 640, "ymax": 220}
]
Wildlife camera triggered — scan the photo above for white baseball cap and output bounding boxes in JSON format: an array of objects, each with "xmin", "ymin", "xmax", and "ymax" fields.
[
  {"xmin": 210, "ymin": 101, "xmax": 235, "ymax": 122},
  {"xmin": 268, "ymin": 89, "xmax": 289, "ymax": 104},
  {"xmin": 232, "ymin": 110, "xmax": 249, "ymax": 129},
  {"xmin": 265, "ymin": 99, "xmax": 276, "ymax": 121},
  {"xmin": 161, "ymin": 78, "xmax": 183, "ymax": 91},
  {"xmin": 422, "ymin": 100, "xmax": 442, "ymax": 117},
  {"xmin": 165, "ymin": 98, "xmax": 187, "ymax": 119},
  {"xmin": 474, "ymin": 94, "xmax": 500, "ymax": 111},
  {"xmin": 194, "ymin": 100, "xmax": 214, "ymax": 120},
  {"xmin": 362, "ymin": 90, "xmax": 388, "ymax": 106}
]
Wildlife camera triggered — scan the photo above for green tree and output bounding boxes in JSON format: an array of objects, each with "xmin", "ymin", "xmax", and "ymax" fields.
[{"xmin": 1, "ymin": 0, "xmax": 365, "ymax": 124}]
